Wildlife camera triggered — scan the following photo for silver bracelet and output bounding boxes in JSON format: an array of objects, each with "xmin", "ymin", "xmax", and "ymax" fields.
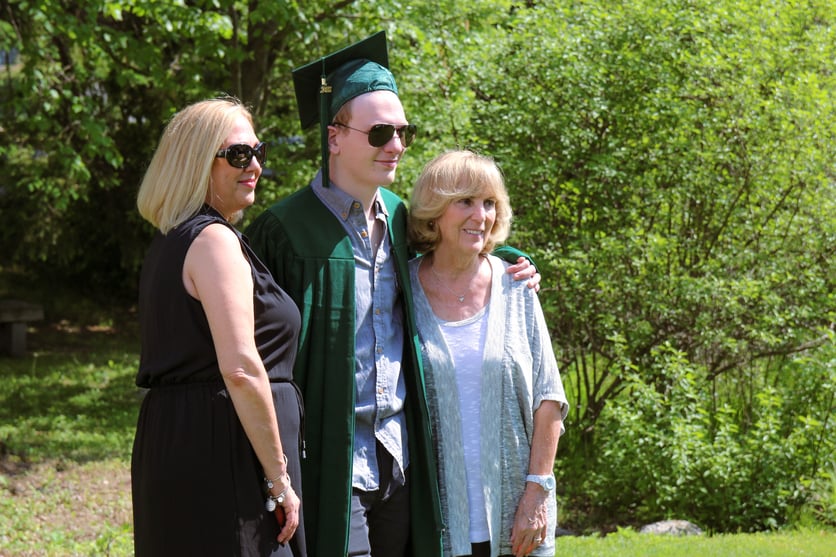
[
  {"xmin": 264, "ymin": 454, "xmax": 290, "ymax": 512},
  {"xmin": 263, "ymin": 454, "xmax": 289, "ymax": 489},
  {"xmin": 265, "ymin": 485, "xmax": 289, "ymax": 512}
]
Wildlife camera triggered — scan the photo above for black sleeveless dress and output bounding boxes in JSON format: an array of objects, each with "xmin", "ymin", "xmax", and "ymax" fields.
[{"xmin": 132, "ymin": 206, "xmax": 306, "ymax": 557}]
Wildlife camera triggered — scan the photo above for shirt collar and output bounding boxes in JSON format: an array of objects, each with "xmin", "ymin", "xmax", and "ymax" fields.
[{"xmin": 311, "ymin": 169, "xmax": 389, "ymax": 222}]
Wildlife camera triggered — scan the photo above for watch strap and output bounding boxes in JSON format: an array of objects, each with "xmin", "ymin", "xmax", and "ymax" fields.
[{"xmin": 526, "ymin": 474, "xmax": 556, "ymax": 491}]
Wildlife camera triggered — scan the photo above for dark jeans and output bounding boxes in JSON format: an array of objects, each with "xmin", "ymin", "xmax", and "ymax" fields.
[
  {"xmin": 347, "ymin": 442, "xmax": 410, "ymax": 557},
  {"xmin": 468, "ymin": 541, "xmax": 491, "ymax": 557},
  {"xmin": 463, "ymin": 542, "xmax": 513, "ymax": 557}
]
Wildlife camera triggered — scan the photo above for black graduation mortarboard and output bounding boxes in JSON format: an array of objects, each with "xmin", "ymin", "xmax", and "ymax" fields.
[{"xmin": 291, "ymin": 31, "xmax": 399, "ymax": 187}]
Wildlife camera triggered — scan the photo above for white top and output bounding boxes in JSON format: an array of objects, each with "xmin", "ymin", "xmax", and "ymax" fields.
[{"xmin": 439, "ymin": 306, "xmax": 490, "ymax": 542}]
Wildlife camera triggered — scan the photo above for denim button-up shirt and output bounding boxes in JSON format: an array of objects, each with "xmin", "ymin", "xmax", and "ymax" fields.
[{"xmin": 313, "ymin": 177, "xmax": 408, "ymax": 491}]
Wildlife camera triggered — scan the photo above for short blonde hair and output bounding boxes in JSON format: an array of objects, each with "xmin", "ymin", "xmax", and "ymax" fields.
[
  {"xmin": 137, "ymin": 97, "xmax": 253, "ymax": 233},
  {"xmin": 408, "ymin": 150, "xmax": 512, "ymax": 254},
  {"xmin": 329, "ymin": 98, "xmax": 354, "ymax": 149},
  {"xmin": 331, "ymin": 98, "xmax": 354, "ymax": 126}
]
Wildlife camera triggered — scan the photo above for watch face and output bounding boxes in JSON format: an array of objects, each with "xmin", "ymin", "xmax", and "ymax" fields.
[{"xmin": 544, "ymin": 476, "xmax": 556, "ymax": 490}]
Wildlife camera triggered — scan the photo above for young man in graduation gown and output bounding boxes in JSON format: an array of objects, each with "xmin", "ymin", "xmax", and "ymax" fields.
[{"xmin": 246, "ymin": 32, "xmax": 538, "ymax": 557}]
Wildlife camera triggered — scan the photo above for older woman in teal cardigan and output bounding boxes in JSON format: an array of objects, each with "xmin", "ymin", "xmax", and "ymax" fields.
[{"xmin": 408, "ymin": 150, "xmax": 569, "ymax": 557}]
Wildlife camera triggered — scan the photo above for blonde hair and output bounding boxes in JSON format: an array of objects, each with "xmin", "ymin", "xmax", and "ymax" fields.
[
  {"xmin": 408, "ymin": 150, "xmax": 512, "ymax": 254},
  {"xmin": 331, "ymin": 98, "xmax": 353, "ymax": 126},
  {"xmin": 137, "ymin": 97, "xmax": 253, "ymax": 233}
]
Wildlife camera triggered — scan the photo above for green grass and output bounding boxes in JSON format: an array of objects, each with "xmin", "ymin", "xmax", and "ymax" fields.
[
  {"xmin": 558, "ymin": 527, "xmax": 835, "ymax": 556},
  {"xmin": 1, "ymin": 270, "xmax": 835, "ymax": 555},
  {"xmin": 0, "ymin": 458, "xmax": 134, "ymax": 556},
  {"xmin": 0, "ymin": 323, "xmax": 140, "ymax": 463},
  {"xmin": 1, "ymin": 269, "xmax": 140, "ymax": 555}
]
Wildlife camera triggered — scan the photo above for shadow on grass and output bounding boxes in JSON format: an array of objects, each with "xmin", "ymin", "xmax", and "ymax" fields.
[{"xmin": 0, "ymin": 311, "xmax": 142, "ymax": 472}]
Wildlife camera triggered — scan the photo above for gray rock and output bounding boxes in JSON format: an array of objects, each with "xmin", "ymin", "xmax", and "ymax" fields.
[{"xmin": 639, "ymin": 519, "xmax": 703, "ymax": 536}]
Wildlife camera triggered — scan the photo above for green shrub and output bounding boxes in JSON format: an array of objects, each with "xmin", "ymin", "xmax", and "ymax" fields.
[{"xmin": 572, "ymin": 342, "xmax": 836, "ymax": 533}]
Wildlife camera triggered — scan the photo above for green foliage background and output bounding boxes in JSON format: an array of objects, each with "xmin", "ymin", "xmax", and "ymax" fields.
[{"xmin": 1, "ymin": 0, "xmax": 834, "ymax": 533}]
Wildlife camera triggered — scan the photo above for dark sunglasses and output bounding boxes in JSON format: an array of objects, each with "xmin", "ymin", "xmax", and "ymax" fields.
[
  {"xmin": 334, "ymin": 123, "xmax": 417, "ymax": 148},
  {"xmin": 215, "ymin": 142, "xmax": 267, "ymax": 168}
]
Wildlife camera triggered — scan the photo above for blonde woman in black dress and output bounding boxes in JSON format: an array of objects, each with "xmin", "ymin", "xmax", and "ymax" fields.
[{"xmin": 133, "ymin": 97, "xmax": 306, "ymax": 557}]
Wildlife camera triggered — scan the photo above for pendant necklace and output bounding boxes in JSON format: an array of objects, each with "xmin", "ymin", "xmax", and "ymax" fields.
[{"xmin": 429, "ymin": 258, "xmax": 479, "ymax": 303}]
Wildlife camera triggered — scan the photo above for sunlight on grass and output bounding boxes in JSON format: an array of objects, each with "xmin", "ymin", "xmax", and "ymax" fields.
[
  {"xmin": 0, "ymin": 351, "xmax": 139, "ymax": 462},
  {"xmin": 0, "ymin": 459, "xmax": 133, "ymax": 556},
  {"xmin": 558, "ymin": 527, "xmax": 835, "ymax": 556},
  {"xmin": 0, "ymin": 298, "xmax": 142, "ymax": 555}
]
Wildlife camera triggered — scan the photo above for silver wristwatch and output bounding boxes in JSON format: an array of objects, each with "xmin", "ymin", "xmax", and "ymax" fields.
[{"xmin": 526, "ymin": 474, "xmax": 556, "ymax": 492}]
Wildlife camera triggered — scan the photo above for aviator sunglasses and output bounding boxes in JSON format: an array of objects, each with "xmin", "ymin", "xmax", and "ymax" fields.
[
  {"xmin": 334, "ymin": 123, "xmax": 417, "ymax": 148},
  {"xmin": 215, "ymin": 141, "xmax": 267, "ymax": 168}
]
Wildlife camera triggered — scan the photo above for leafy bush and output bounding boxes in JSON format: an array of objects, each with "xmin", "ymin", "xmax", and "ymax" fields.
[
  {"xmin": 406, "ymin": 0, "xmax": 836, "ymax": 534},
  {"xmin": 570, "ymin": 342, "xmax": 836, "ymax": 532}
]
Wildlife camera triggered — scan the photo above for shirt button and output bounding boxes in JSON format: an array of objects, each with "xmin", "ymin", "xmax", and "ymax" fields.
[
  {"xmin": 375, "ymin": 309, "xmax": 381, "ymax": 315},
  {"xmin": 377, "ymin": 347, "xmax": 383, "ymax": 354},
  {"xmin": 378, "ymin": 387, "xmax": 384, "ymax": 394},
  {"xmin": 361, "ymin": 230, "xmax": 368, "ymax": 238},
  {"xmin": 341, "ymin": 212, "xmax": 348, "ymax": 219},
  {"xmin": 353, "ymin": 202, "xmax": 361, "ymax": 209}
]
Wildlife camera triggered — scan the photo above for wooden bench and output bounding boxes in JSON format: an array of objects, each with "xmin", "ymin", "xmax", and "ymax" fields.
[{"xmin": 0, "ymin": 300, "xmax": 44, "ymax": 357}]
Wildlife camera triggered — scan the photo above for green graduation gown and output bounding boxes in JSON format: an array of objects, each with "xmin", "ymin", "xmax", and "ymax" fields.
[{"xmin": 245, "ymin": 184, "xmax": 444, "ymax": 557}]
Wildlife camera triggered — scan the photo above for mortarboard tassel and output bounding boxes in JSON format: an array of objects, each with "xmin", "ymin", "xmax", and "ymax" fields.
[{"xmin": 319, "ymin": 73, "xmax": 332, "ymax": 188}]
